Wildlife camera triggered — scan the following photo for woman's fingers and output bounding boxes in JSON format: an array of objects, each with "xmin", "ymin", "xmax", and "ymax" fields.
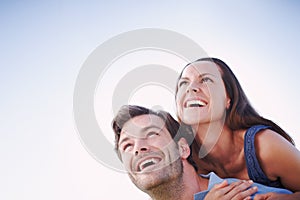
[
  {"xmin": 224, "ymin": 180, "xmax": 255, "ymax": 200},
  {"xmin": 205, "ymin": 180, "xmax": 257, "ymax": 200}
]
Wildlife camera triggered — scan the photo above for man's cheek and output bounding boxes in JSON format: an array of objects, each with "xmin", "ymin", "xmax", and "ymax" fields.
[{"xmin": 122, "ymin": 153, "xmax": 133, "ymax": 170}]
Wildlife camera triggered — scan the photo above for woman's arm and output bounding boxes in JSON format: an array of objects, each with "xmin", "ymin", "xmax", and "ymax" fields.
[
  {"xmin": 255, "ymin": 129, "xmax": 300, "ymax": 192},
  {"xmin": 254, "ymin": 192, "xmax": 300, "ymax": 200}
]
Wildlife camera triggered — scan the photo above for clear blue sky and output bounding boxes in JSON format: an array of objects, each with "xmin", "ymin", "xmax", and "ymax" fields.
[{"xmin": 1, "ymin": 1, "xmax": 299, "ymax": 200}]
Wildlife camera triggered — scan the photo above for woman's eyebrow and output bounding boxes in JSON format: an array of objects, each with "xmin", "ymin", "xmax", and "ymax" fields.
[
  {"xmin": 178, "ymin": 77, "xmax": 189, "ymax": 82},
  {"xmin": 199, "ymin": 72, "xmax": 214, "ymax": 77},
  {"xmin": 180, "ymin": 72, "xmax": 216, "ymax": 79}
]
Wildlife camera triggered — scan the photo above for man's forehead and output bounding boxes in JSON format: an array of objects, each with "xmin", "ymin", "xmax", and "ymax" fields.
[
  {"xmin": 131, "ymin": 114, "xmax": 165, "ymax": 126},
  {"xmin": 121, "ymin": 114, "xmax": 166, "ymax": 136}
]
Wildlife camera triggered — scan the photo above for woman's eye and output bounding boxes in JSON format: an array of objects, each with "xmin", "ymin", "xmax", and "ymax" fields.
[
  {"xmin": 178, "ymin": 80, "xmax": 188, "ymax": 87},
  {"xmin": 201, "ymin": 77, "xmax": 213, "ymax": 83}
]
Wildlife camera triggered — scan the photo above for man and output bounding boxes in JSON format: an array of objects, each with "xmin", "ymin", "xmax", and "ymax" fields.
[{"xmin": 112, "ymin": 105, "xmax": 292, "ymax": 200}]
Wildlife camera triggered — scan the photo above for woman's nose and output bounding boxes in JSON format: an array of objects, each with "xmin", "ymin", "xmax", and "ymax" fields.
[{"xmin": 187, "ymin": 82, "xmax": 200, "ymax": 93}]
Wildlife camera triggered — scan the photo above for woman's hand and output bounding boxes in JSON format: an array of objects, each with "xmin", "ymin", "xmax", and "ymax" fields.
[{"xmin": 204, "ymin": 180, "xmax": 257, "ymax": 200}]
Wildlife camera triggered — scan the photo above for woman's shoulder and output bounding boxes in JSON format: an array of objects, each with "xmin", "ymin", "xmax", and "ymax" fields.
[
  {"xmin": 254, "ymin": 128, "xmax": 291, "ymax": 147},
  {"xmin": 254, "ymin": 128, "xmax": 297, "ymax": 179}
]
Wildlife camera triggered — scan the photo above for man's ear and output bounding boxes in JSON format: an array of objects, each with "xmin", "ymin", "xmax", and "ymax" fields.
[{"xmin": 177, "ymin": 138, "xmax": 191, "ymax": 159}]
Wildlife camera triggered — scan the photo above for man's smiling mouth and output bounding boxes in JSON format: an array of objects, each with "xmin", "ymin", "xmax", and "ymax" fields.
[{"xmin": 136, "ymin": 157, "xmax": 162, "ymax": 172}]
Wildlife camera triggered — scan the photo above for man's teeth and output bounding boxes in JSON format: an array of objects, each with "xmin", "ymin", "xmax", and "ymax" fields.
[
  {"xmin": 139, "ymin": 158, "xmax": 159, "ymax": 171},
  {"xmin": 187, "ymin": 100, "xmax": 206, "ymax": 107}
]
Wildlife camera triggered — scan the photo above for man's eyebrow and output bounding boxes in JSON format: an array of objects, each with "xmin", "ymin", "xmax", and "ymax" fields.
[
  {"xmin": 118, "ymin": 124, "xmax": 165, "ymax": 146},
  {"xmin": 119, "ymin": 136, "xmax": 130, "ymax": 147},
  {"xmin": 141, "ymin": 124, "xmax": 165, "ymax": 133}
]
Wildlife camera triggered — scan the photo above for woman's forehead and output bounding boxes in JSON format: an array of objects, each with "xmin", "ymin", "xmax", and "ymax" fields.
[{"xmin": 182, "ymin": 61, "xmax": 221, "ymax": 77}]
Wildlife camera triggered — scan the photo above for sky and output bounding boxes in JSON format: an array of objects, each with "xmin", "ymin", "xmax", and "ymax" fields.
[{"xmin": 1, "ymin": 1, "xmax": 300, "ymax": 200}]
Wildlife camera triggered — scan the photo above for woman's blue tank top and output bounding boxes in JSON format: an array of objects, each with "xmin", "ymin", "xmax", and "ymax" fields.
[{"xmin": 244, "ymin": 125, "xmax": 283, "ymax": 188}]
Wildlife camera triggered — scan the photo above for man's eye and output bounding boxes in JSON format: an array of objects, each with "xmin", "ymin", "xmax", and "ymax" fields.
[
  {"xmin": 147, "ymin": 132, "xmax": 159, "ymax": 138},
  {"xmin": 201, "ymin": 77, "xmax": 213, "ymax": 83},
  {"xmin": 123, "ymin": 144, "xmax": 133, "ymax": 151}
]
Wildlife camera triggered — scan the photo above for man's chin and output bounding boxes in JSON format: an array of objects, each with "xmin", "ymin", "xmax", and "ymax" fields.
[
  {"xmin": 134, "ymin": 177, "xmax": 167, "ymax": 192},
  {"xmin": 129, "ymin": 171, "xmax": 167, "ymax": 191},
  {"xmin": 128, "ymin": 158, "xmax": 183, "ymax": 192}
]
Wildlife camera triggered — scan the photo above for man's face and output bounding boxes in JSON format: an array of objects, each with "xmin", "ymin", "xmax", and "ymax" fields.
[{"xmin": 118, "ymin": 114, "xmax": 183, "ymax": 191}]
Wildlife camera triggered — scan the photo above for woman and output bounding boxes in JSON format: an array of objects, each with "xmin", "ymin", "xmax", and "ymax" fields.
[{"xmin": 175, "ymin": 57, "xmax": 300, "ymax": 199}]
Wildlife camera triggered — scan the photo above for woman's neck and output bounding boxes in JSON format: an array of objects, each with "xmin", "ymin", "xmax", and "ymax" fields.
[
  {"xmin": 192, "ymin": 123, "xmax": 245, "ymax": 172},
  {"xmin": 192, "ymin": 121, "xmax": 228, "ymax": 158}
]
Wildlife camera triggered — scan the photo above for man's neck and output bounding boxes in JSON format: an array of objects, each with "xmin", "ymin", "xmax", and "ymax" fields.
[{"xmin": 148, "ymin": 176, "xmax": 184, "ymax": 200}]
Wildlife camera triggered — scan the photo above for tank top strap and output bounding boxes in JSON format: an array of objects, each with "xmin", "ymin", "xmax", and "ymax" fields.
[{"xmin": 244, "ymin": 125, "xmax": 282, "ymax": 187}]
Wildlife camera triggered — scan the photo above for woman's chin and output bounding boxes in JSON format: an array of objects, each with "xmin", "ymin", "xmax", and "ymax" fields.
[{"xmin": 182, "ymin": 115, "xmax": 201, "ymax": 125}]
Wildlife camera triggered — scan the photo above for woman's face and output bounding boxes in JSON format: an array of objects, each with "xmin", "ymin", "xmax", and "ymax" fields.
[{"xmin": 176, "ymin": 61, "xmax": 230, "ymax": 125}]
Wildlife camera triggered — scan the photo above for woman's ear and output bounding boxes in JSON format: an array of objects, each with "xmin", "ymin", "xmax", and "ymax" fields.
[
  {"xmin": 177, "ymin": 138, "xmax": 191, "ymax": 159},
  {"xmin": 226, "ymin": 97, "xmax": 231, "ymax": 109}
]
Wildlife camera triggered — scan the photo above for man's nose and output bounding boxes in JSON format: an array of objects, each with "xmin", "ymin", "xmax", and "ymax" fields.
[{"xmin": 134, "ymin": 139, "xmax": 149, "ymax": 156}]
